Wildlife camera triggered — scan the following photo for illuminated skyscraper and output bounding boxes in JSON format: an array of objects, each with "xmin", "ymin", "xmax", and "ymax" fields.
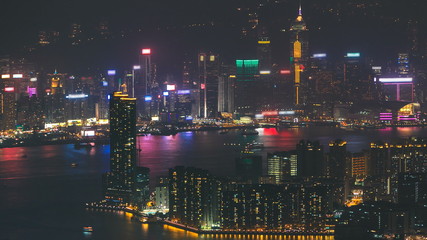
[
  {"xmin": 104, "ymin": 92, "xmax": 137, "ymax": 203},
  {"xmin": 234, "ymin": 59, "xmax": 259, "ymax": 115},
  {"xmin": 136, "ymin": 48, "xmax": 152, "ymax": 118},
  {"xmin": 290, "ymin": 3, "xmax": 309, "ymax": 106},
  {"xmin": 267, "ymin": 152, "xmax": 291, "ymax": 184},
  {"xmin": 198, "ymin": 52, "xmax": 220, "ymax": 118}
]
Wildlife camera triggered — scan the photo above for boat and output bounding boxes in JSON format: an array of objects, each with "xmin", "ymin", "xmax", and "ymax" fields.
[
  {"xmin": 83, "ymin": 226, "xmax": 93, "ymax": 232},
  {"xmin": 74, "ymin": 142, "xmax": 95, "ymax": 149},
  {"xmin": 247, "ymin": 142, "xmax": 264, "ymax": 149},
  {"xmin": 241, "ymin": 128, "xmax": 259, "ymax": 135},
  {"xmin": 71, "ymin": 162, "xmax": 78, "ymax": 167}
]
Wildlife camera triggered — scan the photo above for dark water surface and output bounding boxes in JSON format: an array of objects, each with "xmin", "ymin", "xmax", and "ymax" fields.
[{"xmin": 1, "ymin": 127, "xmax": 426, "ymax": 240}]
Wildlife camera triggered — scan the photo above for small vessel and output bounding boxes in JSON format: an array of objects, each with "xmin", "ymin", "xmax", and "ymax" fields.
[
  {"xmin": 241, "ymin": 128, "xmax": 259, "ymax": 135},
  {"xmin": 83, "ymin": 226, "xmax": 93, "ymax": 232},
  {"xmin": 247, "ymin": 142, "xmax": 264, "ymax": 149},
  {"xmin": 71, "ymin": 162, "xmax": 78, "ymax": 167},
  {"xmin": 74, "ymin": 142, "xmax": 95, "ymax": 149}
]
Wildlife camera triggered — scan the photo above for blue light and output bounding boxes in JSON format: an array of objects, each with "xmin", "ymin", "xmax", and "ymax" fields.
[
  {"xmin": 107, "ymin": 70, "xmax": 116, "ymax": 76},
  {"xmin": 185, "ymin": 116, "xmax": 193, "ymax": 120},
  {"xmin": 163, "ymin": 91, "xmax": 169, "ymax": 96},
  {"xmin": 107, "ymin": 95, "xmax": 111, "ymax": 100},
  {"xmin": 102, "ymin": 81, "xmax": 108, "ymax": 87},
  {"xmin": 177, "ymin": 90, "xmax": 191, "ymax": 94},
  {"xmin": 145, "ymin": 96, "xmax": 152, "ymax": 102}
]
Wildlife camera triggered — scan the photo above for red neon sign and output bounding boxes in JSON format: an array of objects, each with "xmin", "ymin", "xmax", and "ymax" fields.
[
  {"xmin": 262, "ymin": 111, "xmax": 278, "ymax": 116},
  {"xmin": 4, "ymin": 87, "xmax": 14, "ymax": 92},
  {"xmin": 280, "ymin": 70, "xmax": 291, "ymax": 75}
]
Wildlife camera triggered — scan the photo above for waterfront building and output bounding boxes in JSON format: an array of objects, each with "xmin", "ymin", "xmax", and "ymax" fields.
[
  {"xmin": 155, "ymin": 177, "xmax": 169, "ymax": 210},
  {"xmin": 168, "ymin": 166, "xmax": 222, "ymax": 229},
  {"xmin": 234, "ymin": 59, "xmax": 260, "ymax": 116},
  {"xmin": 133, "ymin": 166, "xmax": 150, "ymax": 210},
  {"xmin": 104, "ymin": 92, "xmax": 137, "ymax": 203},
  {"xmin": 197, "ymin": 52, "xmax": 221, "ymax": 118},
  {"xmin": 221, "ymin": 184, "xmax": 284, "ymax": 230}
]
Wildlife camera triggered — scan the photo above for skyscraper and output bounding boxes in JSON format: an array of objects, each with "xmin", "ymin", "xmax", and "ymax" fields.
[
  {"xmin": 104, "ymin": 92, "xmax": 137, "ymax": 203},
  {"xmin": 198, "ymin": 52, "xmax": 220, "ymax": 118},
  {"xmin": 290, "ymin": 4, "xmax": 309, "ymax": 106}
]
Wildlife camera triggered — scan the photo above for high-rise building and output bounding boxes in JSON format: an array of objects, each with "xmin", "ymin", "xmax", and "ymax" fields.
[
  {"xmin": 104, "ymin": 92, "xmax": 137, "ymax": 203},
  {"xmin": 218, "ymin": 74, "xmax": 235, "ymax": 113},
  {"xmin": 351, "ymin": 152, "xmax": 368, "ymax": 177},
  {"xmin": 133, "ymin": 166, "xmax": 150, "ymax": 209},
  {"xmin": 235, "ymin": 155, "xmax": 263, "ymax": 183},
  {"xmin": 221, "ymin": 184, "xmax": 285, "ymax": 230},
  {"xmin": 296, "ymin": 140, "xmax": 324, "ymax": 177},
  {"xmin": 267, "ymin": 152, "xmax": 291, "ymax": 184},
  {"xmin": 234, "ymin": 59, "xmax": 260, "ymax": 115},
  {"xmin": 136, "ymin": 48, "xmax": 152, "ymax": 119},
  {"xmin": 328, "ymin": 140, "xmax": 349, "ymax": 180},
  {"xmin": 198, "ymin": 52, "xmax": 221, "ymax": 118},
  {"xmin": 290, "ymin": 4, "xmax": 309, "ymax": 106},
  {"xmin": 169, "ymin": 166, "xmax": 222, "ymax": 229}
]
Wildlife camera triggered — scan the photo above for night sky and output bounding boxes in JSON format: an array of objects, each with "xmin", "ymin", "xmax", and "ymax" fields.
[{"xmin": 0, "ymin": 0, "xmax": 426, "ymax": 75}]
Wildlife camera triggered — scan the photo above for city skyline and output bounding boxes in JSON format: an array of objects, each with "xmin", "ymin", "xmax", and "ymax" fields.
[{"xmin": 1, "ymin": 1, "xmax": 427, "ymax": 239}]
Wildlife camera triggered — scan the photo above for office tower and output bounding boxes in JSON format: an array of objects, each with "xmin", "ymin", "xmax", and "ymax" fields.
[
  {"xmin": 267, "ymin": 152, "xmax": 291, "ymax": 184},
  {"xmin": 104, "ymin": 92, "xmax": 137, "ymax": 203},
  {"xmin": 169, "ymin": 166, "xmax": 221, "ymax": 229},
  {"xmin": 218, "ymin": 74, "xmax": 235, "ymax": 113},
  {"xmin": 296, "ymin": 140, "xmax": 324, "ymax": 177},
  {"xmin": 65, "ymin": 93, "xmax": 90, "ymax": 120},
  {"xmin": 0, "ymin": 76, "xmax": 16, "ymax": 130},
  {"xmin": 45, "ymin": 71, "xmax": 66, "ymax": 123},
  {"xmin": 398, "ymin": 53, "xmax": 410, "ymax": 76},
  {"xmin": 343, "ymin": 52, "xmax": 372, "ymax": 101},
  {"xmin": 221, "ymin": 184, "xmax": 284, "ymax": 230},
  {"xmin": 328, "ymin": 140, "xmax": 348, "ymax": 180},
  {"xmin": 98, "ymin": 77, "xmax": 110, "ymax": 119},
  {"xmin": 351, "ymin": 152, "xmax": 368, "ymax": 177},
  {"xmin": 235, "ymin": 155, "xmax": 263, "ymax": 183},
  {"xmin": 198, "ymin": 52, "xmax": 220, "ymax": 118},
  {"xmin": 136, "ymin": 48, "xmax": 152, "ymax": 119},
  {"xmin": 234, "ymin": 59, "xmax": 259, "ymax": 115},
  {"xmin": 290, "ymin": 4, "xmax": 309, "ymax": 106},
  {"xmin": 175, "ymin": 89, "xmax": 192, "ymax": 118},
  {"xmin": 257, "ymin": 29, "xmax": 272, "ymax": 73}
]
